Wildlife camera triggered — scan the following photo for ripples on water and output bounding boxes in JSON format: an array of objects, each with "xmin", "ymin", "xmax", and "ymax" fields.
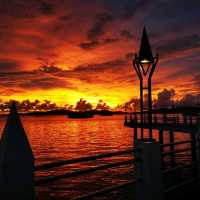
[{"xmin": 0, "ymin": 115, "xmax": 191, "ymax": 199}]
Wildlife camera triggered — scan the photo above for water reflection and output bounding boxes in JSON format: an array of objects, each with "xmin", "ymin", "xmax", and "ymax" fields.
[{"xmin": 0, "ymin": 115, "xmax": 191, "ymax": 199}]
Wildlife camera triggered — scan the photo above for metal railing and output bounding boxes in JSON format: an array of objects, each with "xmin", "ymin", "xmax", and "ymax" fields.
[
  {"xmin": 36, "ymin": 159, "xmax": 136, "ymax": 185},
  {"xmin": 35, "ymin": 148, "xmax": 137, "ymax": 198},
  {"xmin": 162, "ymin": 142, "xmax": 200, "ymax": 194},
  {"xmin": 125, "ymin": 113, "xmax": 200, "ymax": 127},
  {"xmin": 72, "ymin": 180, "xmax": 136, "ymax": 200},
  {"xmin": 35, "ymin": 148, "xmax": 134, "ymax": 171},
  {"xmin": 161, "ymin": 140, "xmax": 193, "ymax": 147},
  {"xmin": 34, "ymin": 139, "xmax": 200, "ymax": 199}
]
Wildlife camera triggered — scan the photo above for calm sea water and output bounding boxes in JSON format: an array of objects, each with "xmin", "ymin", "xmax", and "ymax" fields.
[{"xmin": 0, "ymin": 115, "xmax": 191, "ymax": 200}]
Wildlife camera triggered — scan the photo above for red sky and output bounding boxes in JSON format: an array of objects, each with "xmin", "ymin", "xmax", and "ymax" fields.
[{"xmin": 0, "ymin": 0, "xmax": 200, "ymax": 107}]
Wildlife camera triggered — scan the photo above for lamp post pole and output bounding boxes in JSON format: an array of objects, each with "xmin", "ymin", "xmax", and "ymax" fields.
[{"xmin": 133, "ymin": 27, "xmax": 159, "ymax": 140}]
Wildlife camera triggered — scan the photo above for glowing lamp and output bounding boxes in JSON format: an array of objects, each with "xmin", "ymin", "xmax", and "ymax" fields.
[{"xmin": 140, "ymin": 59, "xmax": 151, "ymax": 64}]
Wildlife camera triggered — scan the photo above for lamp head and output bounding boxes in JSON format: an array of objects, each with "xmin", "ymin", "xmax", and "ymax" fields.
[
  {"xmin": 140, "ymin": 58, "xmax": 152, "ymax": 64},
  {"xmin": 138, "ymin": 27, "xmax": 153, "ymax": 64}
]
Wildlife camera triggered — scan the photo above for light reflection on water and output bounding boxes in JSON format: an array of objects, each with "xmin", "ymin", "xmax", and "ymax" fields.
[{"xmin": 0, "ymin": 115, "xmax": 191, "ymax": 199}]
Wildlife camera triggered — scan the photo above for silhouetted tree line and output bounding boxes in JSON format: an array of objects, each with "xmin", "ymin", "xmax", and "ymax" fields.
[
  {"xmin": 0, "ymin": 99, "xmax": 111, "ymax": 113},
  {"xmin": 0, "ymin": 89, "xmax": 199, "ymax": 113},
  {"xmin": 0, "ymin": 99, "xmax": 60, "ymax": 112}
]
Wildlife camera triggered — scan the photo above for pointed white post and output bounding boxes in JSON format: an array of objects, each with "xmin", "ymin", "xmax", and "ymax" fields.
[{"xmin": 0, "ymin": 102, "xmax": 35, "ymax": 199}]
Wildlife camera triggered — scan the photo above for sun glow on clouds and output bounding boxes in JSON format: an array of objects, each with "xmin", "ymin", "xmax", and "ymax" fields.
[{"xmin": 0, "ymin": 0, "xmax": 200, "ymax": 107}]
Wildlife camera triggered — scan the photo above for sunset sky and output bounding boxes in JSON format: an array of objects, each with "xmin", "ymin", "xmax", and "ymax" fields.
[{"xmin": 0, "ymin": 0, "xmax": 200, "ymax": 107}]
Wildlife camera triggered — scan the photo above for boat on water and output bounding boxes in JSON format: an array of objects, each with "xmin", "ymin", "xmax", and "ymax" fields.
[
  {"xmin": 98, "ymin": 110, "xmax": 113, "ymax": 116},
  {"xmin": 67, "ymin": 111, "xmax": 94, "ymax": 118}
]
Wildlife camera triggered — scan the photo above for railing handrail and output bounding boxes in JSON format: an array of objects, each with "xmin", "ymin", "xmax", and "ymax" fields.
[
  {"xmin": 161, "ymin": 140, "xmax": 193, "ymax": 147},
  {"xmin": 71, "ymin": 180, "xmax": 136, "ymax": 200},
  {"xmin": 163, "ymin": 160, "xmax": 200, "ymax": 175},
  {"xmin": 126, "ymin": 120, "xmax": 198, "ymax": 125},
  {"xmin": 35, "ymin": 148, "xmax": 135, "ymax": 171},
  {"xmin": 165, "ymin": 176, "xmax": 200, "ymax": 193},
  {"xmin": 163, "ymin": 145, "xmax": 200, "ymax": 156},
  {"xmin": 35, "ymin": 159, "xmax": 137, "ymax": 186},
  {"xmin": 127, "ymin": 111, "xmax": 200, "ymax": 115}
]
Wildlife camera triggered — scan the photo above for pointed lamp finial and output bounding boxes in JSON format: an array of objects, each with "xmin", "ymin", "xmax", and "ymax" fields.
[{"xmin": 138, "ymin": 27, "xmax": 153, "ymax": 64}]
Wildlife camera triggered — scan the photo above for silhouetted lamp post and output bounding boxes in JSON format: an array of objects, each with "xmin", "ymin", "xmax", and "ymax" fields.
[{"xmin": 133, "ymin": 27, "xmax": 159, "ymax": 140}]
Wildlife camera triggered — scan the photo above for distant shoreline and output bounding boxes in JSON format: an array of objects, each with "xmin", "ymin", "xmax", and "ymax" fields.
[
  {"xmin": 0, "ymin": 106, "xmax": 199, "ymax": 117},
  {"xmin": 0, "ymin": 110, "xmax": 126, "ymax": 117}
]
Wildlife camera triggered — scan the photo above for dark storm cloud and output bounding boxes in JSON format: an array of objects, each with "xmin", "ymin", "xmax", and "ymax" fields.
[
  {"xmin": 79, "ymin": 38, "xmax": 118, "ymax": 50},
  {"xmin": 71, "ymin": 59, "xmax": 128, "ymax": 84},
  {"xmin": 0, "ymin": 0, "xmax": 36, "ymax": 19},
  {"xmin": 45, "ymin": 57, "xmax": 131, "ymax": 85},
  {"xmin": 0, "ymin": 60, "xmax": 20, "ymax": 72},
  {"xmin": 19, "ymin": 77, "xmax": 71, "ymax": 90},
  {"xmin": 0, "ymin": 69, "xmax": 75, "ymax": 91},
  {"xmin": 103, "ymin": 38, "xmax": 118, "ymax": 44},
  {"xmin": 73, "ymin": 59, "xmax": 127, "ymax": 73},
  {"xmin": 79, "ymin": 41, "xmax": 100, "ymax": 50},
  {"xmin": 156, "ymin": 34, "xmax": 200, "ymax": 56},
  {"xmin": 155, "ymin": 88, "xmax": 176, "ymax": 108},
  {"xmin": 39, "ymin": 1, "xmax": 54, "ymax": 15},
  {"xmin": 0, "ymin": 56, "xmax": 130, "ymax": 93},
  {"xmin": 0, "ymin": 0, "xmax": 55, "ymax": 19},
  {"xmin": 144, "ymin": 0, "xmax": 200, "ymax": 41},
  {"xmin": 80, "ymin": 0, "xmax": 151, "ymax": 50},
  {"xmin": 79, "ymin": 10, "xmax": 119, "ymax": 50},
  {"xmin": 120, "ymin": 0, "xmax": 152, "ymax": 20},
  {"xmin": 178, "ymin": 93, "xmax": 200, "ymax": 106},
  {"xmin": 101, "ymin": 0, "xmax": 152, "ymax": 20},
  {"xmin": 87, "ymin": 12, "xmax": 114, "ymax": 40},
  {"xmin": 120, "ymin": 30, "xmax": 133, "ymax": 39},
  {"xmin": 39, "ymin": 65, "xmax": 63, "ymax": 73}
]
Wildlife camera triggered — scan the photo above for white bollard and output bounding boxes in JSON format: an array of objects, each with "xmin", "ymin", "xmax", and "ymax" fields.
[
  {"xmin": 0, "ymin": 102, "xmax": 35, "ymax": 200},
  {"xmin": 135, "ymin": 139, "xmax": 164, "ymax": 200}
]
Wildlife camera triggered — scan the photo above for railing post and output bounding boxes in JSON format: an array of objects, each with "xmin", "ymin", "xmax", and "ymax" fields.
[
  {"xmin": 154, "ymin": 114, "xmax": 158, "ymax": 124},
  {"xmin": 169, "ymin": 130, "xmax": 175, "ymax": 167},
  {"xmin": 163, "ymin": 113, "xmax": 167, "ymax": 124},
  {"xmin": 130, "ymin": 114, "xmax": 133, "ymax": 122},
  {"xmin": 159, "ymin": 129, "xmax": 165, "ymax": 170},
  {"xmin": 195, "ymin": 134, "xmax": 200, "ymax": 164},
  {"xmin": 190, "ymin": 132, "xmax": 198, "ymax": 177},
  {"xmin": 134, "ymin": 127, "xmax": 138, "ymax": 141},
  {"xmin": 0, "ymin": 102, "xmax": 35, "ymax": 200},
  {"xmin": 124, "ymin": 114, "xmax": 128, "ymax": 124},
  {"xmin": 183, "ymin": 114, "xmax": 187, "ymax": 124},
  {"xmin": 135, "ymin": 113, "xmax": 138, "ymax": 125},
  {"xmin": 176, "ymin": 114, "xmax": 179, "ymax": 124},
  {"xmin": 133, "ymin": 114, "xmax": 138, "ymax": 141},
  {"xmin": 189, "ymin": 115, "xmax": 193, "ymax": 125},
  {"xmin": 173, "ymin": 114, "xmax": 176, "ymax": 125},
  {"xmin": 195, "ymin": 114, "xmax": 200, "ymax": 163},
  {"xmin": 135, "ymin": 139, "xmax": 164, "ymax": 200}
]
